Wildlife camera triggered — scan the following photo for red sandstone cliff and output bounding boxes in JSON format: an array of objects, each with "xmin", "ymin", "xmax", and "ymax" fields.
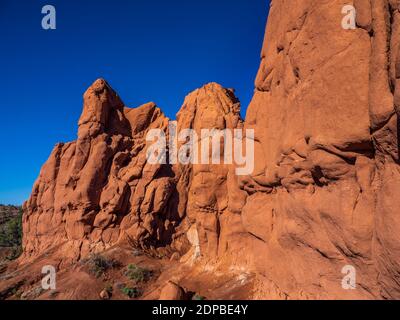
[
  {"xmin": 2, "ymin": 0, "xmax": 400, "ymax": 300},
  {"xmin": 21, "ymin": 80, "xmax": 245, "ymax": 267},
  {"xmin": 237, "ymin": 0, "xmax": 400, "ymax": 299}
]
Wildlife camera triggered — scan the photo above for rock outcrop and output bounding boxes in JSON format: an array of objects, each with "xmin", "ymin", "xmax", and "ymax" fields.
[
  {"xmin": 236, "ymin": 0, "xmax": 400, "ymax": 299},
  {"xmin": 19, "ymin": 0, "xmax": 400, "ymax": 300},
  {"xmin": 159, "ymin": 281, "xmax": 186, "ymax": 300},
  {"xmin": 22, "ymin": 80, "xmax": 244, "ymax": 265},
  {"xmin": 23, "ymin": 79, "xmax": 179, "ymax": 261}
]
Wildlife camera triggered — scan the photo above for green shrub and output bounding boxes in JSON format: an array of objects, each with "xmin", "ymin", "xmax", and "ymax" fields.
[
  {"xmin": 124, "ymin": 264, "xmax": 152, "ymax": 283},
  {"xmin": 192, "ymin": 294, "xmax": 206, "ymax": 300},
  {"xmin": 121, "ymin": 286, "xmax": 142, "ymax": 299},
  {"xmin": 86, "ymin": 254, "xmax": 119, "ymax": 278},
  {"xmin": 104, "ymin": 283, "xmax": 113, "ymax": 294}
]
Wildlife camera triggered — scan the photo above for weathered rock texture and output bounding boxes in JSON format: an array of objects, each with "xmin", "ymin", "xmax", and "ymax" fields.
[
  {"xmin": 237, "ymin": 0, "xmax": 400, "ymax": 299},
  {"xmin": 22, "ymin": 80, "xmax": 243, "ymax": 264},
  {"xmin": 23, "ymin": 79, "xmax": 179, "ymax": 261},
  {"xmin": 20, "ymin": 0, "xmax": 400, "ymax": 299}
]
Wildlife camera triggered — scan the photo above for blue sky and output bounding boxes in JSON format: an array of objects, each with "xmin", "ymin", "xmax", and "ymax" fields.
[{"xmin": 0, "ymin": 0, "xmax": 269, "ymax": 205}]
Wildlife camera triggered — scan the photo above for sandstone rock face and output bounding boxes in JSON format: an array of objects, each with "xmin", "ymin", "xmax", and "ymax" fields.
[
  {"xmin": 175, "ymin": 83, "xmax": 246, "ymax": 262},
  {"xmin": 23, "ymin": 79, "xmax": 179, "ymax": 261},
  {"xmin": 22, "ymin": 80, "xmax": 244, "ymax": 264},
  {"xmin": 159, "ymin": 281, "xmax": 185, "ymax": 300},
  {"xmin": 238, "ymin": 0, "xmax": 400, "ymax": 299},
  {"xmin": 20, "ymin": 1, "xmax": 400, "ymax": 300}
]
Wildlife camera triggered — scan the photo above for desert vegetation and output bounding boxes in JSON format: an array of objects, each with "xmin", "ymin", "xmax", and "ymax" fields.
[
  {"xmin": 83, "ymin": 254, "xmax": 120, "ymax": 278},
  {"xmin": 0, "ymin": 205, "xmax": 23, "ymax": 261}
]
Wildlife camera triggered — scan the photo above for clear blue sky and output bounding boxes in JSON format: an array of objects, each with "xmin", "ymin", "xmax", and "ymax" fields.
[{"xmin": 0, "ymin": 0, "xmax": 270, "ymax": 205}]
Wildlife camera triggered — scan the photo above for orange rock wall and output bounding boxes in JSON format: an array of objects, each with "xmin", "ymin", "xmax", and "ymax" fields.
[{"xmin": 22, "ymin": 1, "xmax": 400, "ymax": 299}]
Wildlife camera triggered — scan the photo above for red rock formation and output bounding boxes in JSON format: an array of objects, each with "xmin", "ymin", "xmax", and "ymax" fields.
[
  {"xmin": 159, "ymin": 281, "xmax": 186, "ymax": 300},
  {"xmin": 236, "ymin": 0, "xmax": 400, "ymax": 299},
  {"xmin": 22, "ymin": 80, "xmax": 244, "ymax": 264},
  {"xmin": 175, "ymin": 83, "xmax": 246, "ymax": 262},
  {"xmin": 19, "ymin": 0, "xmax": 400, "ymax": 300},
  {"xmin": 23, "ymin": 79, "xmax": 179, "ymax": 261}
]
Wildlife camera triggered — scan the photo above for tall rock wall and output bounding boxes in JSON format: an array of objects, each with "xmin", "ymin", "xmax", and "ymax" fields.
[
  {"xmin": 238, "ymin": 0, "xmax": 400, "ymax": 299},
  {"xmin": 21, "ymin": 1, "xmax": 400, "ymax": 299}
]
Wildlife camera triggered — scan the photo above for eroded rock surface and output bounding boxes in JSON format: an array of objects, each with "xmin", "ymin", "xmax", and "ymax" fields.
[
  {"xmin": 237, "ymin": 0, "xmax": 400, "ymax": 299},
  {"xmin": 22, "ymin": 80, "xmax": 244, "ymax": 266},
  {"xmin": 23, "ymin": 79, "xmax": 179, "ymax": 261},
  {"xmin": 18, "ymin": 0, "xmax": 400, "ymax": 300}
]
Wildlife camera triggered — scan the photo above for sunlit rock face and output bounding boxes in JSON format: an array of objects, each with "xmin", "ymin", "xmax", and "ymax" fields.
[
  {"xmin": 22, "ymin": 80, "xmax": 244, "ymax": 264},
  {"xmin": 237, "ymin": 0, "xmax": 400, "ymax": 299},
  {"xmin": 22, "ymin": 0, "xmax": 400, "ymax": 299},
  {"xmin": 23, "ymin": 79, "xmax": 178, "ymax": 261}
]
